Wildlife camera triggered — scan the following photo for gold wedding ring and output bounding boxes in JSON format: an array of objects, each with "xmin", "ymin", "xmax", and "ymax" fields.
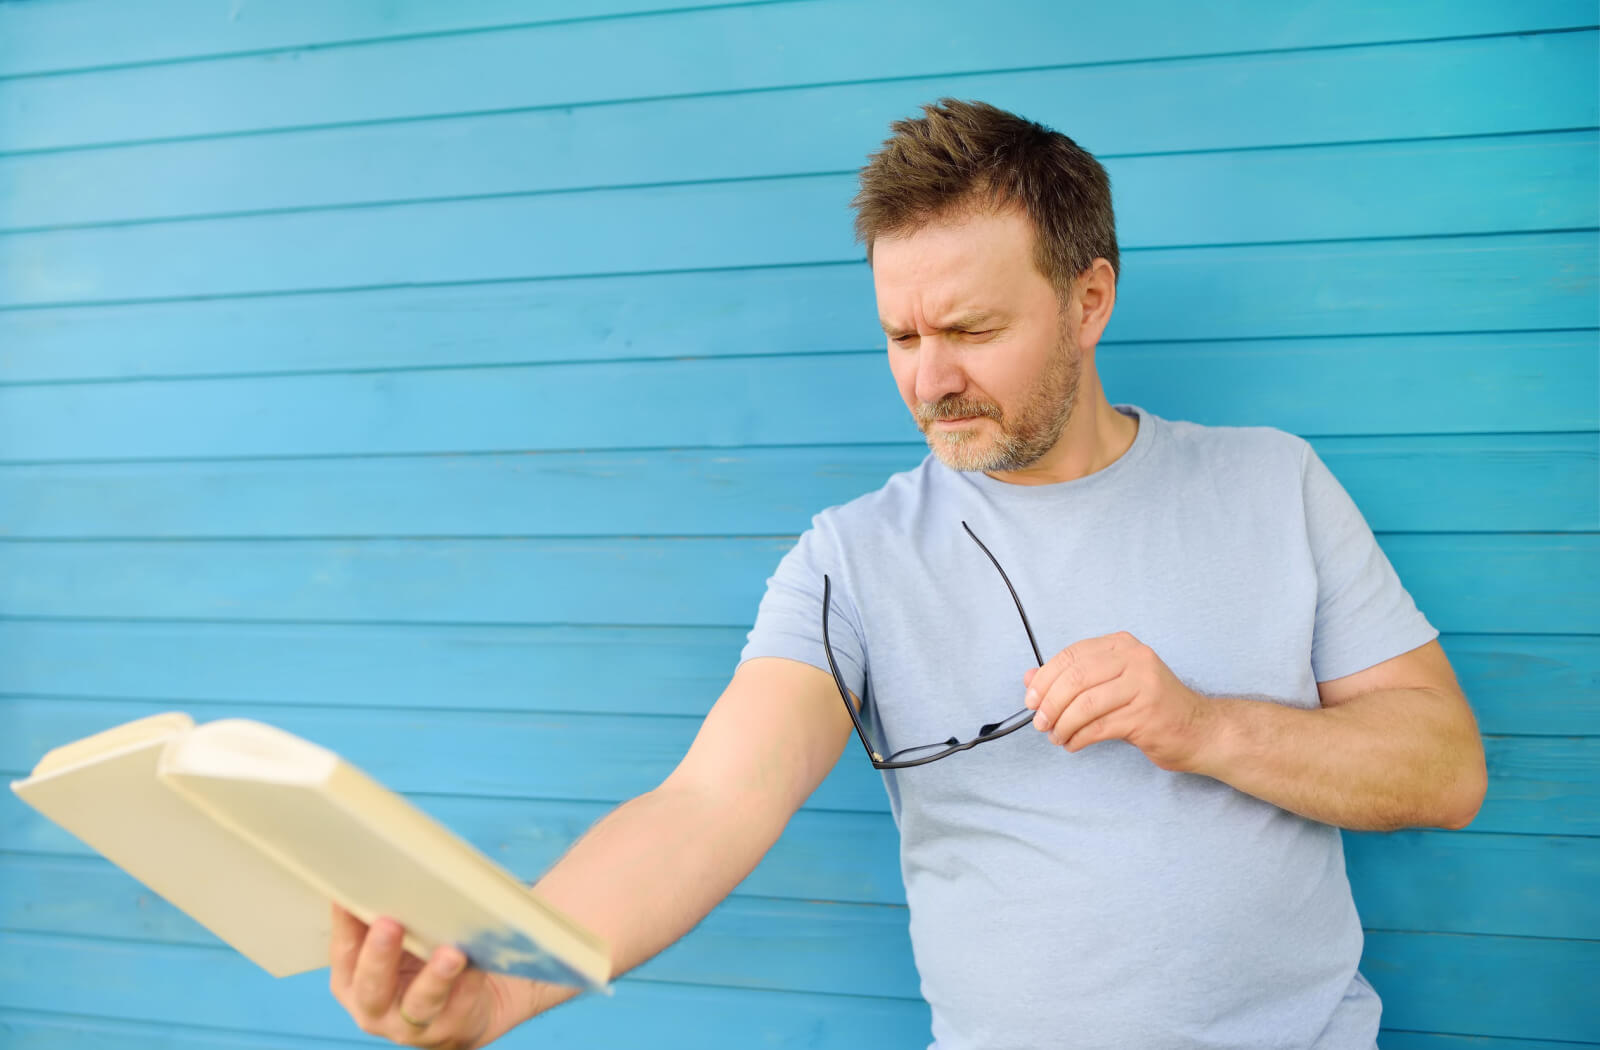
[{"xmin": 397, "ymin": 1004, "xmax": 431, "ymax": 1030}]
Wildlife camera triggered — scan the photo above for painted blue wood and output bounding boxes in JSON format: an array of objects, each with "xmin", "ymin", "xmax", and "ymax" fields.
[
  {"xmin": 0, "ymin": 534, "xmax": 1592, "ymax": 634},
  {"xmin": 3, "ymin": 1, "xmax": 1592, "ymax": 152},
  {"xmin": 1, "ymin": 0, "xmax": 1593, "ymax": 1044},
  {"xmin": 2, "ymin": 698, "xmax": 1593, "ymax": 834},
  {"xmin": 0, "ymin": 1012, "xmax": 1579, "ymax": 1050},
  {"xmin": 3, "ymin": 133, "xmax": 1594, "ymax": 308},
  {"xmin": 7, "ymin": 817, "xmax": 1598, "ymax": 941},
  {"xmin": 1362, "ymin": 931, "xmax": 1600, "ymax": 1042},
  {"xmin": 1, "ymin": 620, "xmax": 1591, "ymax": 733},
  {"xmin": 0, "ymin": 934, "xmax": 934, "ymax": 1048},
  {"xmin": 5, "ymin": 31, "xmax": 1594, "ymax": 231},
  {"xmin": 3, "ymin": 239, "xmax": 1595, "ymax": 384},
  {"xmin": 3, "ymin": 337, "xmax": 1596, "ymax": 465},
  {"xmin": 0, "ymin": 926, "xmax": 1591, "ymax": 1044},
  {"xmin": 1, "ymin": 435, "xmax": 1593, "ymax": 537},
  {"xmin": 0, "ymin": 0, "xmax": 783, "ymax": 78}
]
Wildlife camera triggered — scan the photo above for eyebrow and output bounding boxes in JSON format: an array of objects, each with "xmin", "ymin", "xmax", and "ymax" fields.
[{"xmin": 879, "ymin": 310, "xmax": 1001, "ymax": 338}]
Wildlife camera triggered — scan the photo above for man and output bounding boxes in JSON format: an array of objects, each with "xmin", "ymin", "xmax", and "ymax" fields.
[{"xmin": 329, "ymin": 99, "xmax": 1486, "ymax": 1048}]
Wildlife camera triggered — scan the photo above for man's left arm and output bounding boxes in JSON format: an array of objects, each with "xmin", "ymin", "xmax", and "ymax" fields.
[{"xmin": 1022, "ymin": 633, "xmax": 1487, "ymax": 832}]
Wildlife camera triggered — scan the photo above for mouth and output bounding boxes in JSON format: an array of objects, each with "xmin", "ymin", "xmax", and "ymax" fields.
[{"xmin": 932, "ymin": 416, "xmax": 983, "ymax": 428}]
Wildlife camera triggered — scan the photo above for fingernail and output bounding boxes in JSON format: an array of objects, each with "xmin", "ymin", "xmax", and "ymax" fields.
[
  {"xmin": 1024, "ymin": 689, "xmax": 1038, "ymax": 709},
  {"xmin": 437, "ymin": 951, "xmax": 466, "ymax": 978},
  {"xmin": 1033, "ymin": 712, "xmax": 1046, "ymax": 730}
]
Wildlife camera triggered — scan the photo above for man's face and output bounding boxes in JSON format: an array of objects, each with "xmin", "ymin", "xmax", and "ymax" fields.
[{"xmin": 873, "ymin": 207, "xmax": 1081, "ymax": 473}]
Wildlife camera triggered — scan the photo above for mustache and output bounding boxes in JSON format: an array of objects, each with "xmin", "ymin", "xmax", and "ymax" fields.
[{"xmin": 915, "ymin": 396, "xmax": 1003, "ymax": 426}]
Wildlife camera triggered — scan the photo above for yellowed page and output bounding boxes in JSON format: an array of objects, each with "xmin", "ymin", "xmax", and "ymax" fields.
[{"xmin": 10, "ymin": 715, "xmax": 331, "ymax": 977}]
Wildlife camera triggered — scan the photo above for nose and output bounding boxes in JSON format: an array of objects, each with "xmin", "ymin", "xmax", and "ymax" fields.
[{"xmin": 913, "ymin": 337, "xmax": 966, "ymax": 407}]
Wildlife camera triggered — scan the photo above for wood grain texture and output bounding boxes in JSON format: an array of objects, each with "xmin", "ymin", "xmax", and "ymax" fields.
[
  {"xmin": 1, "ymin": 621, "xmax": 1591, "ymax": 732},
  {"xmin": 1, "ymin": 435, "xmax": 1593, "ymax": 536},
  {"xmin": 2, "ymin": 698, "xmax": 1594, "ymax": 832},
  {"xmin": 0, "ymin": 935, "xmax": 933, "ymax": 1047},
  {"xmin": 5, "ymin": 32, "xmax": 1595, "ymax": 231},
  {"xmin": 0, "ymin": 926, "xmax": 1591, "ymax": 1043},
  {"xmin": 3, "ymin": 334, "xmax": 1597, "ymax": 462},
  {"xmin": 4, "ymin": 239, "xmax": 1595, "ymax": 384},
  {"xmin": 4, "ymin": 133, "xmax": 1594, "ymax": 307},
  {"xmin": 0, "ymin": 534, "xmax": 1593, "ymax": 633},
  {"xmin": 4, "ymin": 1, "xmax": 1593, "ymax": 150},
  {"xmin": 5, "ymin": 817, "xmax": 1597, "ymax": 939},
  {"xmin": 2, "ymin": 0, "xmax": 1594, "ymax": 1043}
]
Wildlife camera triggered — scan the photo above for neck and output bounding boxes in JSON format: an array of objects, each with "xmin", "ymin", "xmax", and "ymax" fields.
[{"xmin": 983, "ymin": 379, "xmax": 1137, "ymax": 487}]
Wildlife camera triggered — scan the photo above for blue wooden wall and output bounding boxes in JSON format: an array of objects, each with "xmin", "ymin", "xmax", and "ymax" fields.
[{"xmin": 1, "ymin": 2, "xmax": 1596, "ymax": 1047}]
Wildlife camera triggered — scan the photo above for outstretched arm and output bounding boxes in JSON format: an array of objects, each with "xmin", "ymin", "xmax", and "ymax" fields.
[{"xmin": 328, "ymin": 656, "xmax": 855, "ymax": 1047}]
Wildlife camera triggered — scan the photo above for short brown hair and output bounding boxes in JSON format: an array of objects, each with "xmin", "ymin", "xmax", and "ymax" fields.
[{"xmin": 851, "ymin": 98, "xmax": 1119, "ymax": 301}]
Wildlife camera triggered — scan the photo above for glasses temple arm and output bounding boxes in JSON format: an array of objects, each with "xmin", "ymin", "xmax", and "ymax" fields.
[
  {"xmin": 822, "ymin": 574, "xmax": 888, "ymax": 764},
  {"xmin": 960, "ymin": 520, "xmax": 1045, "ymax": 667}
]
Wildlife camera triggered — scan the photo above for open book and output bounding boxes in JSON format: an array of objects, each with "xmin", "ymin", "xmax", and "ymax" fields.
[{"xmin": 10, "ymin": 712, "xmax": 612, "ymax": 993}]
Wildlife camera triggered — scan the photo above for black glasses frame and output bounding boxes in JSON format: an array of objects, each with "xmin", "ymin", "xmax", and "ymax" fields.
[{"xmin": 821, "ymin": 520, "xmax": 1045, "ymax": 770}]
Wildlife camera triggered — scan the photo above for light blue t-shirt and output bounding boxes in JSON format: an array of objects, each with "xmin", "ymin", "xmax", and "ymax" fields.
[{"xmin": 738, "ymin": 405, "xmax": 1438, "ymax": 1050}]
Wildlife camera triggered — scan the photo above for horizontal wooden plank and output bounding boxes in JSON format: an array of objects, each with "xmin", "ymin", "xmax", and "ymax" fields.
[
  {"xmin": 1363, "ymin": 931, "xmax": 1599, "ymax": 1042},
  {"xmin": 4, "ymin": 132, "xmax": 1593, "ymax": 308},
  {"xmin": 3, "ymin": 237, "xmax": 1593, "ymax": 384},
  {"xmin": 1384, "ymin": 534, "xmax": 1600, "ymax": 635},
  {"xmin": 0, "ymin": 534, "xmax": 1592, "ymax": 634},
  {"xmin": 3, "ymin": 698, "xmax": 1594, "ymax": 831},
  {"xmin": 0, "ymin": 1008, "xmax": 368, "ymax": 1050},
  {"xmin": 0, "ymin": 696, "xmax": 889, "ymax": 814},
  {"xmin": 0, "ymin": 855, "xmax": 925, "ymax": 998},
  {"xmin": 1378, "ymin": 1034, "xmax": 1595, "ymax": 1050},
  {"xmin": 3, "ymin": 339, "xmax": 1597, "ymax": 466},
  {"xmin": 1475, "ymin": 735, "xmax": 1600, "ymax": 835},
  {"xmin": 6, "ymin": 806, "xmax": 1596, "ymax": 940},
  {"xmin": 0, "ymin": 0, "xmax": 782, "ymax": 79},
  {"xmin": 1, "ymin": 435, "xmax": 1592, "ymax": 538},
  {"xmin": 0, "ymin": 923, "xmax": 1592, "ymax": 1042},
  {"xmin": 0, "ymin": 620, "xmax": 1589, "ymax": 733},
  {"xmin": 3, "ymin": 2, "xmax": 1592, "ymax": 152},
  {"xmin": 1344, "ymin": 830, "xmax": 1600, "ymax": 940},
  {"xmin": 0, "ymin": 935, "xmax": 932, "ymax": 1048},
  {"xmin": 5, "ymin": 31, "xmax": 1595, "ymax": 230},
  {"xmin": 1444, "ymin": 634, "xmax": 1600, "ymax": 736},
  {"xmin": 0, "ymin": 791, "xmax": 907, "ymax": 907}
]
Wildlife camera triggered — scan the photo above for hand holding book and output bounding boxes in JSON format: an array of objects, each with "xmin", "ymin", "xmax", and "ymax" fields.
[
  {"xmin": 329, "ymin": 906, "xmax": 554, "ymax": 1048},
  {"xmin": 10, "ymin": 713, "xmax": 613, "ymax": 1024}
]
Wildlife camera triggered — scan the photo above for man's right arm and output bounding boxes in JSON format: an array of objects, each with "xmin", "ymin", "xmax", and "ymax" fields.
[{"xmin": 330, "ymin": 655, "xmax": 857, "ymax": 1046}]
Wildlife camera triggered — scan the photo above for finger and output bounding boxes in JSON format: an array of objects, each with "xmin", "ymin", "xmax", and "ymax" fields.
[
  {"xmin": 351, "ymin": 916, "xmax": 406, "ymax": 1016},
  {"xmin": 396, "ymin": 944, "xmax": 469, "ymax": 1030},
  {"xmin": 329, "ymin": 903, "xmax": 367, "ymax": 993},
  {"xmin": 1062, "ymin": 707, "xmax": 1138, "ymax": 753},
  {"xmin": 1031, "ymin": 641, "xmax": 1129, "ymax": 731},
  {"xmin": 1025, "ymin": 634, "xmax": 1128, "ymax": 715},
  {"xmin": 1044, "ymin": 676, "xmax": 1134, "ymax": 745}
]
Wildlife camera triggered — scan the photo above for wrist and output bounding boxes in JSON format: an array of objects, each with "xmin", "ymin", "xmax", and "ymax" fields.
[{"xmin": 1186, "ymin": 695, "xmax": 1249, "ymax": 780}]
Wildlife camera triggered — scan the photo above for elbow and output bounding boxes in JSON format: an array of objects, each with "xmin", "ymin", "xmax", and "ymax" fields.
[{"xmin": 1436, "ymin": 748, "xmax": 1488, "ymax": 831}]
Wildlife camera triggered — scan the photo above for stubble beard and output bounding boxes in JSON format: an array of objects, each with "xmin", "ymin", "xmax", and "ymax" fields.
[{"xmin": 915, "ymin": 332, "xmax": 1083, "ymax": 473}]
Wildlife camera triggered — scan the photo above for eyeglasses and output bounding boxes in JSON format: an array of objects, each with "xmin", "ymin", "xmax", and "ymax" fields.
[{"xmin": 821, "ymin": 520, "xmax": 1045, "ymax": 770}]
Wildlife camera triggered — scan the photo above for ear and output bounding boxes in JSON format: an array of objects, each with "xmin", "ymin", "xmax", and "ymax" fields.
[{"xmin": 1072, "ymin": 258, "xmax": 1118, "ymax": 354}]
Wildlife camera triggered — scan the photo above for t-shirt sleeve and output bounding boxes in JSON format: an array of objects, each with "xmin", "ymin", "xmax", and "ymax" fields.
[
  {"xmin": 737, "ymin": 512, "xmax": 868, "ymax": 700},
  {"xmin": 1300, "ymin": 441, "xmax": 1439, "ymax": 683}
]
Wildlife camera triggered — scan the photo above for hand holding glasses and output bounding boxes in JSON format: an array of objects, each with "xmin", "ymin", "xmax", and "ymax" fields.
[{"xmin": 821, "ymin": 521, "xmax": 1044, "ymax": 770}]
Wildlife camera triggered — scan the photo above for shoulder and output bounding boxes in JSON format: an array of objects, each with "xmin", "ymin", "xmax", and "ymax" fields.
[
  {"xmin": 807, "ymin": 453, "xmax": 943, "ymax": 546},
  {"xmin": 1152, "ymin": 411, "xmax": 1311, "ymax": 479}
]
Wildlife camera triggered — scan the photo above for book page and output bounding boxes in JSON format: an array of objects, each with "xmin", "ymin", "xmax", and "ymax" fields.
[{"xmin": 11, "ymin": 720, "xmax": 332, "ymax": 977}]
